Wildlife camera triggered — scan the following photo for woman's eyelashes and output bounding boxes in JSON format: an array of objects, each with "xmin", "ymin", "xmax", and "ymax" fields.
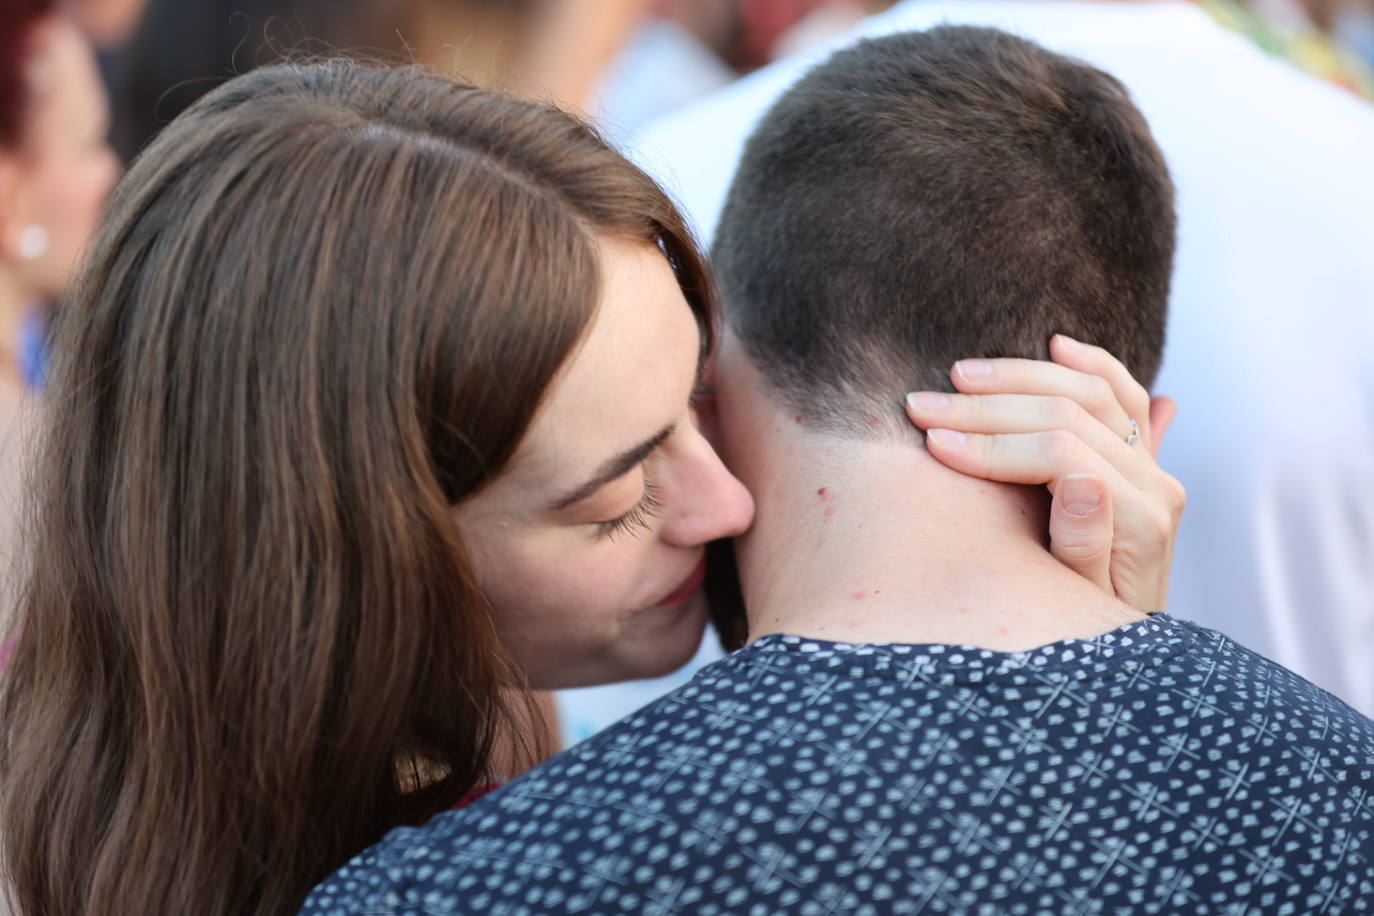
[
  {"xmin": 598, "ymin": 480, "xmax": 664, "ymax": 541},
  {"xmin": 591, "ymin": 387, "xmax": 704, "ymax": 542}
]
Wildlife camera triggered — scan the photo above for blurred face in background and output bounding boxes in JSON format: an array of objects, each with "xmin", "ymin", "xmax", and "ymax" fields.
[{"xmin": 0, "ymin": 15, "xmax": 119, "ymax": 304}]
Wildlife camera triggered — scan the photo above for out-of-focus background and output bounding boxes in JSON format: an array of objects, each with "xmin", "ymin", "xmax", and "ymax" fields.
[
  {"xmin": 3, "ymin": 0, "xmax": 1372, "ymax": 747},
  {"xmin": 71, "ymin": 0, "xmax": 1374, "ymax": 162}
]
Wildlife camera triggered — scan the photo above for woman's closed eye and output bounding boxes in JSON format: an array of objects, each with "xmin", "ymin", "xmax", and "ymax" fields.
[
  {"xmin": 597, "ymin": 480, "xmax": 663, "ymax": 541},
  {"xmin": 587, "ymin": 382, "xmax": 705, "ymax": 541}
]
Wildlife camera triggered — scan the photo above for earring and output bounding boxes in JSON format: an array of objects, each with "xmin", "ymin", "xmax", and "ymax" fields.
[{"xmin": 18, "ymin": 225, "xmax": 49, "ymax": 260}]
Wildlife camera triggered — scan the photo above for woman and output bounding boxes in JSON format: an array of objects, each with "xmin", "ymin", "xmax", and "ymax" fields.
[
  {"xmin": 0, "ymin": 0, "xmax": 117, "ymax": 395},
  {"xmin": 0, "ymin": 60, "xmax": 1181, "ymax": 915},
  {"xmin": 0, "ymin": 0, "xmax": 119, "ymax": 624}
]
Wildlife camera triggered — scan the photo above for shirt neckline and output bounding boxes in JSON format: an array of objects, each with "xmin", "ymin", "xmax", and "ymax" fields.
[{"xmin": 732, "ymin": 613, "xmax": 1197, "ymax": 686}]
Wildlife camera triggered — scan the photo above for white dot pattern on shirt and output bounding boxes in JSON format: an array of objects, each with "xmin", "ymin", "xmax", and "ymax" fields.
[{"xmin": 304, "ymin": 615, "xmax": 1374, "ymax": 914}]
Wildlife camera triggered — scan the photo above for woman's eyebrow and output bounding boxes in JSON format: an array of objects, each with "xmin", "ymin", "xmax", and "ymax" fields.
[{"xmin": 550, "ymin": 424, "xmax": 676, "ymax": 511}]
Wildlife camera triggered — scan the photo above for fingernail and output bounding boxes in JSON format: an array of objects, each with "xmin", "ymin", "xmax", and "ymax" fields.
[
  {"xmin": 926, "ymin": 428, "xmax": 966, "ymax": 447},
  {"xmin": 954, "ymin": 359, "xmax": 992, "ymax": 380},
  {"xmin": 906, "ymin": 391, "xmax": 950, "ymax": 411},
  {"xmin": 1061, "ymin": 474, "xmax": 1102, "ymax": 517},
  {"xmin": 1055, "ymin": 334, "xmax": 1084, "ymax": 350}
]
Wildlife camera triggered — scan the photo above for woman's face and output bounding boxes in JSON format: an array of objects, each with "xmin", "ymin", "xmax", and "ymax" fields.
[
  {"xmin": 2, "ymin": 17, "xmax": 119, "ymax": 302},
  {"xmin": 454, "ymin": 236, "xmax": 755, "ymax": 690}
]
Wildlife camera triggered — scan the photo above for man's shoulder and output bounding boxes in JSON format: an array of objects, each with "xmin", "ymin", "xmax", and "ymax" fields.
[
  {"xmin": 303, "ymin": 623, "xmax": 1374, "ymax": 914},
  {"xmin": 1197, "ymin": 621, "xmax": 1374, "ymax": 726}
]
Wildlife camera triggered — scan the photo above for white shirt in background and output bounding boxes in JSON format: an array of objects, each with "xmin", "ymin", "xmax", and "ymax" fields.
[{"xmin": 584, "ymin": 18, "xmax": 737, "ymax": 149}]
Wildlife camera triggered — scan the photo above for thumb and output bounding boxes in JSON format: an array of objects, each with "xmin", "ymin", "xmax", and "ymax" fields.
[{"xmin": 1048, "ymin": 474, "xmax": 1114, "ymax": 595}]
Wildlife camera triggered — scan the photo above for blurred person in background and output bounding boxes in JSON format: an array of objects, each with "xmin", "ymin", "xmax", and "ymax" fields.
[
  {"xmin": 0, "ymin": 0, "xmax": 115, "ymax": 397},
  {"xmin": 582, "ymin": 0, "xmax": 738, "ymax": 145},
  {"xmin": 668, "ymin": 0, "xmax": 898, "ymax": 68},
  {"xmin": 1203, "ymin": 0, "xmax": 1374, "ymax": 97},
  {"xmin": 0, "ymin": 0, "xmax": 118, "ymax": 623},
  {"xmin": 63, "ymin": 0, "xmax": 147, "ymax": 49},
  {"xmin": 110, "ymin": 0, "xmax": 419, "ymax": 160},
  {"xmin": 104, "ymin": 0, "xmax": 912, "ymax": 163},
  {"xmin": 1333, "ymin": 0, "xmax": 1374, "ymax": 68},
  {"xmin": 587, "ymin": 1, "xmax": 908, "ymax": 143},
  {"xmin": 628, "ymin": 0, "xmax": 1374, "ymax": 722},
  {"xmin": 109, "ymin": 0, "xmax": 724, "ymax": 160}
]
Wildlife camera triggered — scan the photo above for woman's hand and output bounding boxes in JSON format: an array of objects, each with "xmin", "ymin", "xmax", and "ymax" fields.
[{"xmin": 904, "ymin": 335, "xmax": 1185, "ymax": 612}]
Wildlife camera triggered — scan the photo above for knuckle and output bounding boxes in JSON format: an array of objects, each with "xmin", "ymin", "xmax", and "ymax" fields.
[
  {"xmin": 1056, "ymin": 534, "xmax": 1109, "ymax": 563},
  {"xmin": 1090, "ymin": 343, "xmax": 1126, "ymax": 375},
  {"xmin": 1145, "ymin": 505, "xmax": 1175, "ymax": 550},
  {"xmin": 1087, "ymin": 376, "xmax": 1115, "ymax": 412},
  {"xmin": 979, "ymin": 431, "xmax": 1006, "ymax": 467},
  {"xmin": 1050, "ymin": 396, "xmax": 1081, "ymax": 430},
  {"xmin": 1163, "ymin": 475, "xmax": 1188, "ymax": 516},
  {"xmin": 1125, "ymin": 386, "xmax": 1151, "ymax": 418},
  {"xmin": 1044, "ymin": 429, "xmax": 1082, "ymax": 465}
]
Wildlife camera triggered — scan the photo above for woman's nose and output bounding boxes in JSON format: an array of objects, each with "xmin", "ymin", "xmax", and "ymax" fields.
[{"xmin": 659, "ymin": 432, "xmax": 755, "ymax": 547}]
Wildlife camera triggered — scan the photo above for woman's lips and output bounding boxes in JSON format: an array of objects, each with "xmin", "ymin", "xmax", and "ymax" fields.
[{"xmin": 656, "ymin": 558, "xmax": 707, "ymax": 607}]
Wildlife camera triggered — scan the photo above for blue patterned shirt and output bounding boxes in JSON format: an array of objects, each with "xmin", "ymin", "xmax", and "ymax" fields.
[{"xmin": 304, "ymin": 615, "xmax": 1374, "ymax": 914}]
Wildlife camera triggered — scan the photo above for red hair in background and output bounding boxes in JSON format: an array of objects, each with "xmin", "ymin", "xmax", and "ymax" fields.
[{"xmin": 0, "ymin": 0, "xmax": 56, "ymax": 147}]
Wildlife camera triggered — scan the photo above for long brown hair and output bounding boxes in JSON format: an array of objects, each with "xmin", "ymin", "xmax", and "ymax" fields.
[{"xmin": 0, "ymin": 59, "xmax": 713, "ymax": 915}]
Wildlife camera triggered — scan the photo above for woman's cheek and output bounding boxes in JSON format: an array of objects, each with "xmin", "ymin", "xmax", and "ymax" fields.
[
  {"xmin": 515, "ymin": 534, "xmax": 643, "ymax": 620},
  {"xmin": 561, "ymin": 540, "xmax": 647, "ymax": 614}
]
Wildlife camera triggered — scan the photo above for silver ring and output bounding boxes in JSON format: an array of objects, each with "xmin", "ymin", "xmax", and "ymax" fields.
[{"xmin": 1124, "ymin": 419, "xmax": 1141, "ymax": 448}]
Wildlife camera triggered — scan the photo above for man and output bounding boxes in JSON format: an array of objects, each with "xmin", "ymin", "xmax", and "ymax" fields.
[
  {"xmin": 626, "ymin": 0, "xmax": 1374, "ymax": 717},
  {"xmin": 304, "ymin": 28, "xmax": 1374, "ymax": 914}
]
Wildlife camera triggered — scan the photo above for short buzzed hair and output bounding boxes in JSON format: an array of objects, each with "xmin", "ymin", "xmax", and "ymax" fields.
[{"xmin": 712, "ymin": 26, "xmax": 1176, "ymax": 437}]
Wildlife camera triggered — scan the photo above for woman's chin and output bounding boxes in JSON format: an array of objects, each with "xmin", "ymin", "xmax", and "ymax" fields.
[
  {"xmin": 523, "ymin": 592, "xmax": 713, "ymax": 690},
  {"xmin": 602, "ymin": 590, "xmax": 711, "ymax": 685}
]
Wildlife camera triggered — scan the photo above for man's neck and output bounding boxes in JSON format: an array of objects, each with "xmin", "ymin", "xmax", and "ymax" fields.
[{"xmin": 735, "ymin": 432, "xmax": 1140, "ymax": 651}]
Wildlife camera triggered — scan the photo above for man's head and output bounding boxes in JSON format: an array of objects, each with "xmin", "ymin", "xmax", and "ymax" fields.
[{"xmin": 711, "ymin": 26, "xmax": 1175, "ymax": 439}]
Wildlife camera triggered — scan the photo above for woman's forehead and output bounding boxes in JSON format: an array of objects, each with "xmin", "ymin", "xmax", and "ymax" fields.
[{"xmin": 505, "ymin": 237, "xmax": 703, "ymax": 493}]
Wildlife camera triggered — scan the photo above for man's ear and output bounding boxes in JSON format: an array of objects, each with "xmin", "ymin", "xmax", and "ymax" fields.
[{"xmin": 1148, "ymin": 395, "xmax": 1177, "ymax": 457}]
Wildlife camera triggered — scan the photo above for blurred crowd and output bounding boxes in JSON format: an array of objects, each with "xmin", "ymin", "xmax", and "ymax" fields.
[{"xmin": 27, "ymin": 0, "xmax": 1374, "ymax": 162}]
